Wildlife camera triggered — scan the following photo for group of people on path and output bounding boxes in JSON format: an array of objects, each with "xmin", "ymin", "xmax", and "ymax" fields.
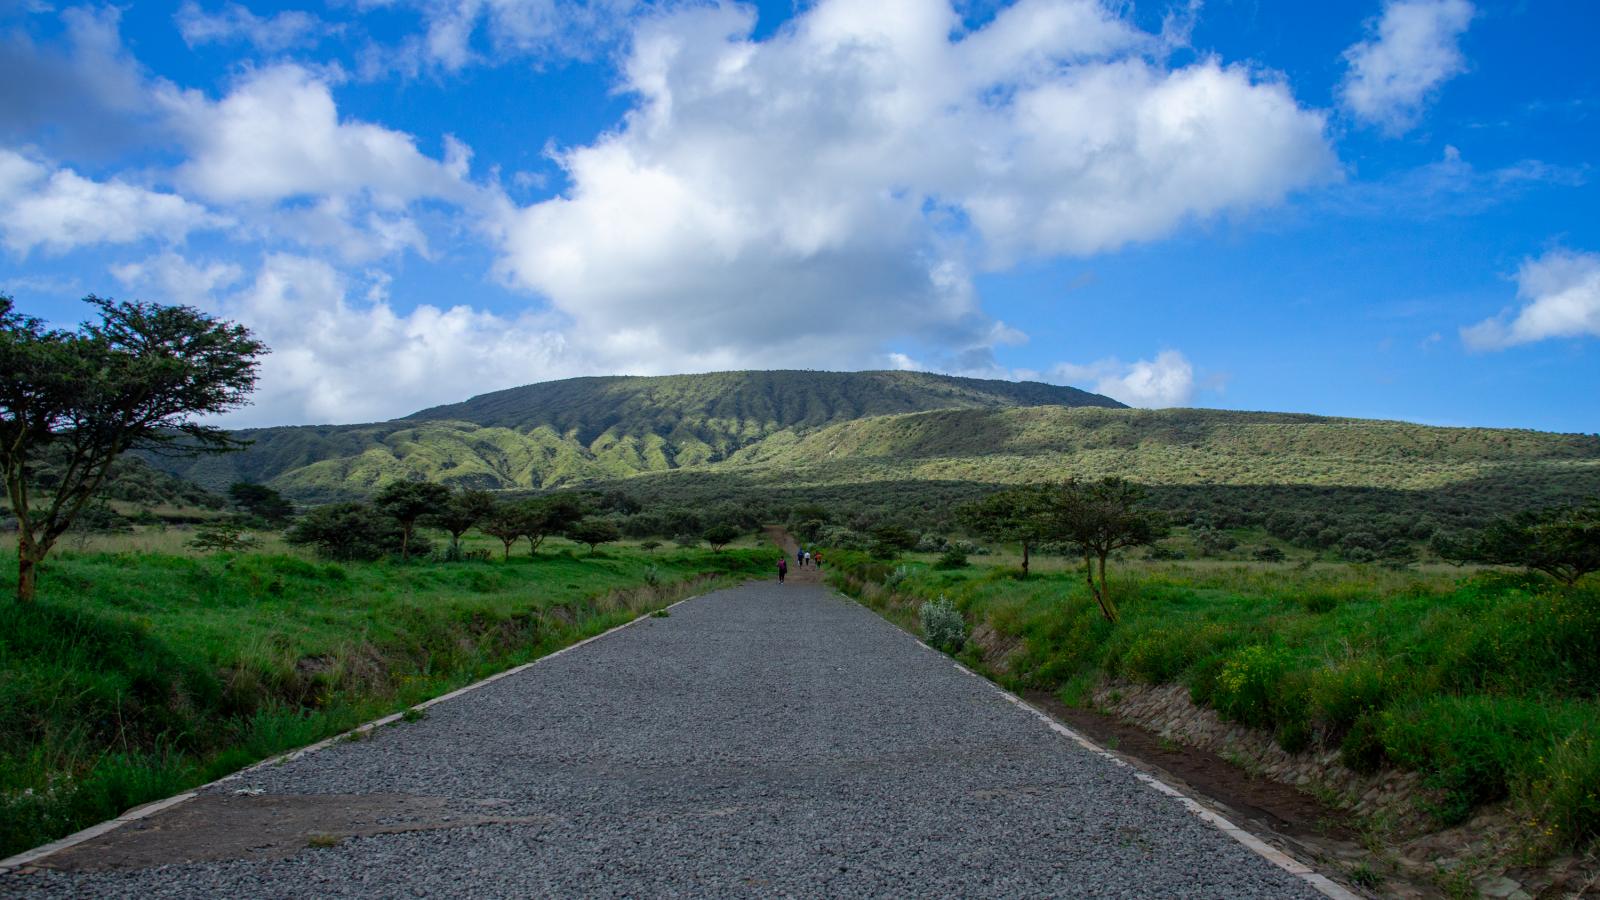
[{"xmin": 776, "ymin": 547, "xmax": 822, "ymax": 583}]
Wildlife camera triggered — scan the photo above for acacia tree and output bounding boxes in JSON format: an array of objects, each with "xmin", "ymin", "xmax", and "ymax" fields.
[
  {"xmin": 478, "ymin": 501, "xmax": 531, "ymax": 561},
  {"xmin": 1438, "ymin": 501, "xmax": 1600, "ymax": 586},
  {"xmin": 1, "ymin": 295, "xmax": 265, "ymax": 601},
  {"xmin": 523, "ymin": 494, "xmax": 586, "ymax": 557},
  {"xmin": 425, "ymin": 488, "xmax": 497, "ymax": 556},
  {"xmin": 373, "ymin": 480, "xmax": 450, "ymax": 560},
  {"xmin": 1049, "ymin": 477, "xmax": 1166, "ymax": 622},
  {"xmin": 958, "ymin": 484, "xmax": 1054, "ymax": 578},
  {"xmin": 567, "ymin": 517, "xmax": 620, "ymax": 555},
  {"xmin": 229, "ymin": 481, "xmax": 294, "ymax": 524},
  {"xmin": 703, "ymin": 523, "xmax": 740, "ymax": 552}
]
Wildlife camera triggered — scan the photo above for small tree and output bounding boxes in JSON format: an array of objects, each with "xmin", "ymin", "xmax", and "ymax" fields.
[
  {"xmin": 1, "ymin": 295, "xmax": 266, "ymax": 601},
  {"xmin": 1049, "ymin": 477, "xmax": 1166, "ymax": 622},
  {"xmin": 285, "ymin": 502, "xmax": 407, "ymax": 561},
  {"xmin": 868, "ymin": 523, "xmax": 918, "ymax": 559},
  {"xmin": 640, "ymin": 539, "xmax": 662, "ymax": 553},
  {"xmin": 477, "ymin": 501, "xmax": 531, "ymax": 561},
  {"xmin": 190, "ymin": 518, "xmax": 259, "ymax": 553},
  {"xmin": 373, "ymin": 480, "xmax": 450, "ymax": 560},
  {"xmin": 1439, "ymin": 501, "xmax": 1600, "ymax": 586},
  {"xmin": 958, "ymin": 485, "xmax": 1053, "ymax": 577},
  {"xmin": 703, "ymin": 523, "xmax": 740, "ymax": 552},
  {"xmin": 567, "ymin": 518, "xmax": 620, "ymax": 555},
  {"xmin": 521, "ymin": 494, "xmax": 587, "ymax": 557},
  {"xmin": 424, "ymin": 488, "xmax": 496, "ymax": 556},
  {"xmin": 228, "ymin": 481, "xmax": 294, "ymax": 524}
]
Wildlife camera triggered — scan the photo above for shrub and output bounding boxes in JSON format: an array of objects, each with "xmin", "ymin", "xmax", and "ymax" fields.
[
  {"xmin": 1252, "ymin": 545, "xmax": 1286, "ymax": 562},
  {"xmin": 189, "ymin": 519, "xmax": 259, "ymax": 554},
  {"xmin": 284, "ymin": 502, "xmax": 411, "ymax": 561},
  {"xmin": 919, "ymin": 595, "xmax": 966, "ymax": 654},
  {"xmin": 934, "ymin": 546, "xmax": 969, "ymax": 569},
  {"xmin": 883, "ymin": 565, "xmax": 910, "ymax": 589},
  {"xmin": 1212, "ymin": 645, "xmax": 1290, "ymax": 727}
]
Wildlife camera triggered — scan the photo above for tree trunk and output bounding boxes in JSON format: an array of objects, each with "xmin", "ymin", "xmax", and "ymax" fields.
[
  {"xmin": 14, "ymin": 527, "xmax": 46, "ymax": 602},
  {"xmin": 1096, "ymin": 552, "xmax": 1118, "ymax": 622},
  {"xmin": 1021, "ymin": 540, "xmax": 1030, "ymax": 578},
  {"xmin": 16, "ymin": 551, "xmax": 38, "ymax": 602},
  {"xmin": 501, "ymin": 539, "xmax": 513, "ymax": 561},
  {"xmin": 400, "ymin": 525, "xmax": 411, "ymax": 560}
]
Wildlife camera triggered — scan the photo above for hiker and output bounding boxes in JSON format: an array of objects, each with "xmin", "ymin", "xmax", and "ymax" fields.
[
  {"xmin": 796, "ymin": 547, "xmax": 804, "ymax": 566},
  {"xmin": 803, "ymin": 550, "xmax": 812, "ymax": 567},
  {"xmin": 777, "ymin": 557, "xmax": 787, "ymax": 583},
  {"xmin": 814, "ymin": 551, "xmax": 823, "ymax": 569}
]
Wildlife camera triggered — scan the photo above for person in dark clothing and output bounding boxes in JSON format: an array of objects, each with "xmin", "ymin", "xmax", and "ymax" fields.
[{"xmin": 777, "ymin": 557, "xmax": 788, "ymax": 583}]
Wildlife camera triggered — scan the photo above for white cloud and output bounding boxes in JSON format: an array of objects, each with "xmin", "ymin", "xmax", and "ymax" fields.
[
  {"xmin": 110, "ymin": 251, "xmax": 244, "ymax": 309},
  {"xmin": 1340, "ymin": 0, "xmax": 1475, "ymax": 133},
  {"xmin": 175, "ymin": 2, "xmax": 336, "ymax": 53},
  {"xmin": 372, "ymin": 0, "xmax": 642, "ymax": 75},
  {"xmin": 207, "ymin": 254, "xmax": 578, "ymax": 425},
  {"xmin": 161, "ymin": 65, "xmax": 475, "ymax": 206},
  {"xmin": 1462, "ymin": 249, "xmax": 1600, "ymax": 349},
  {"xmin": 1051, "ymin": 351, "xmax": 1196, "ymax": 407},
  {"xmin": 494, "ymin": 0, "xmax": 1333, "ymax": 374},
  {"xmin": 0, "ymin": 149, "xmax": 221, "ymax": 254}
]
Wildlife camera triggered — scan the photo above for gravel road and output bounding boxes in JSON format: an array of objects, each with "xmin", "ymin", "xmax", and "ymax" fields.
[{"xmin": 6, "ymin": 580, "xmax": 1323, "ymax": 898}]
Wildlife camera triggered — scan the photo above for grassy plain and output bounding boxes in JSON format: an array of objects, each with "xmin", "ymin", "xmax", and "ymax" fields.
[
  {"xmin": 0, "ymin": 528, "xmax": 771, "ymax": 858},
  {"xmin": 829, "ymin": 550, "xmax": 1600, "ymax": 853}
]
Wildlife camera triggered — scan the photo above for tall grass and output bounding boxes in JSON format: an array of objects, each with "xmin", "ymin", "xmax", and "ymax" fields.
[
  {"xmin": 0, "ymin": 532, "xmax": 768, "ymax": 858},
  {"xmin": 830, "ymin": 553, "xmax": 1600, "ymax": 850}
]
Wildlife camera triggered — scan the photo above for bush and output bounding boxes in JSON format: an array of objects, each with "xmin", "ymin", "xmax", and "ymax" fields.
[
  {"xmin": 919, "ymin": 595, "xmax": 966, "ymax": 653},
  {"xmin": 1252, "ymin": 545, "xmax": 1286, "ymax": 562},
  {"xmin": 934, "ymin": 546, "xmax": 969, "ymax": 569},
  {"xmin": 284, "ymin": 502, "xmax": 412, "ymax": 561},
  {"xmin": 189, "ymin": 519, "xmax": 260, "ymax": 554},
  {"xmin": 1212, "ymin": 645, "xmax": 1290, "ymax": 727}
]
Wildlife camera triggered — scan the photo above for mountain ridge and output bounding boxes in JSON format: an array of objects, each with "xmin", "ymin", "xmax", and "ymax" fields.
[{"xmin": 161, "ymin": 370, "xmax": 1126, "ymax": 497}]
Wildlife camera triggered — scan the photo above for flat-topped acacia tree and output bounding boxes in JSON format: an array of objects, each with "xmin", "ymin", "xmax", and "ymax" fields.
[{"xmin": 0, "ymin": 294, "xmax": 266, "ymax": 601}]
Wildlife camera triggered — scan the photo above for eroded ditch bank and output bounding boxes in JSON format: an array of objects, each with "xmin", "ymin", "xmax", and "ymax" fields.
[{"xmin": 826, "ymin": 560, "xmax": 1600, "ymax": 899}]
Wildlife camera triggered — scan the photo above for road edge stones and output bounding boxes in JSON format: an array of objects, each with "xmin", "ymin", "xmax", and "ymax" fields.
[{"xmin": 0, "ymin": 588, "xmax": 715, "ymax": 876}]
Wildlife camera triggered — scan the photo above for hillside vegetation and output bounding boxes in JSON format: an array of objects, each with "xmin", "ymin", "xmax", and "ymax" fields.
[
  {"xmin": 156, "ymin": 370, "xmax": 1122, "ymax": 499},
  {"xmin": 148, "ymin": 372, "xmax": 1598, "ymax": 523}
]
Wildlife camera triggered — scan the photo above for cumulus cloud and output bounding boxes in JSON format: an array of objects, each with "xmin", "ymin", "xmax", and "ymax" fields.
[
  {"xmin": 0, "ymin": 149, "xmax": 221, "ymax": 254},
  {"xmin": 1051, "ymin": 351, "xmax": 1196, "ymax": 407},
  {"xmin": 115, "ymin": 252, "xmax": 581, "ymax": 426},
  {"xmin": 161, "ymin": 64, "xmax": 475, "ymax": 206},
  {"xmin": 495, "ymin": 0, "xmax": 1333, "ymax": 374},
  {"xmin": 1462, "ymin": 249, "xmax": 1600, "ymax": 350},
  {"xmin": 175, "ymin": 2, "xmax": 337, "ymax": 53},
  {"xmin": 1340, "ymin": 0, "xmax": 1475, "ymax": 133}
]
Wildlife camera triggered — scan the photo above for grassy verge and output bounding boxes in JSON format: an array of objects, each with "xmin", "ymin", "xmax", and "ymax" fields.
[
  {"xmin": 827, "ymin": 551, "xmax": 1599, "ymax": 853},
  {"xmin": 0, "ymin": 533, "xmax": 769, "ymax": 858}
]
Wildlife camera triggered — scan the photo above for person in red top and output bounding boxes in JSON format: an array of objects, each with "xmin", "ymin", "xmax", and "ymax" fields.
[{"xmin": 777, "ymin": 557, "xmax": 788, "ymax": 583}]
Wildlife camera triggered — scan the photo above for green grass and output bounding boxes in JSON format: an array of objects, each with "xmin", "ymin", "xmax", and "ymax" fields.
[
  {"xmin": 0, "ymin": 531, "xmax": 769, "ymax": 858},
  {"xmin": 828, "ymin": 552, "xmax": 1600, "ymax": 851}
]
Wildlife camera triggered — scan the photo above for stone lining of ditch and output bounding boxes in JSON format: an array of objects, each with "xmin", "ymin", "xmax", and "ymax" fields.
[
  {"xmin": 1087, "ymin": 680, "xmax": 1599, "ymax": 898},
  {"xmin": 0, "ymin": 587, "xmax": 714, "ymax": 876}
]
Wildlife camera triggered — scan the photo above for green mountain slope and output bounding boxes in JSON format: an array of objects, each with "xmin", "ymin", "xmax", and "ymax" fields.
[
  {"xmin": 723, "ymin": 405, "xmax": 1600, "ymax": 491},
  {"xmin": 159, "ymin": 370, "xmax": 1124, "ymax": 498}
]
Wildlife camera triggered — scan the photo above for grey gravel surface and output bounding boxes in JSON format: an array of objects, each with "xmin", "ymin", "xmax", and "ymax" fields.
[{"xmin": 6, "ymin": 581, "xmax": 1322, "ymax": 898}]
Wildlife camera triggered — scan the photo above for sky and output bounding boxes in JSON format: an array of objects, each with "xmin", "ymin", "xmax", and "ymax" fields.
[{"xmin": 1, "ymin": 0, "xmax": 1596, "ymax": 432}]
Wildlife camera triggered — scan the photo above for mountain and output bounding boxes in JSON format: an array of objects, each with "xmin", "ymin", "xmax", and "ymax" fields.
[{"xmin": 159, "ymin": 371, "xmax": 1125, "ymax": 498}]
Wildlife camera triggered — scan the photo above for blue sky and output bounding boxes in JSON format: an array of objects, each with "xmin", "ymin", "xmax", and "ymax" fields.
[{"xmin": 1, "ymin": 0, "xmax": 1595, "ymax": 432}]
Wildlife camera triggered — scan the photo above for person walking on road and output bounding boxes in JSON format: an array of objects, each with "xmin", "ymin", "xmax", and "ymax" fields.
[{"xmin": 777, "ymin": 557, "xmax": 788, "ymax": 583}]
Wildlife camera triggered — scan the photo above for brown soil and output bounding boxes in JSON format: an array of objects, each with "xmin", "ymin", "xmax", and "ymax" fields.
[{"xmin": 28, "ymin": 794, "xmax": 548, "ymax": 873}]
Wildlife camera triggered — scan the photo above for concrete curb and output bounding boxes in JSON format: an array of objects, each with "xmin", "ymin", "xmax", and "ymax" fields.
[
  {"xmin": 0, "ymin": 588, "xmax": 712, "ymax": 875},
  {"xmin": 889, "ymin": 607, "xmax": 1361, "ymax": 900}
]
